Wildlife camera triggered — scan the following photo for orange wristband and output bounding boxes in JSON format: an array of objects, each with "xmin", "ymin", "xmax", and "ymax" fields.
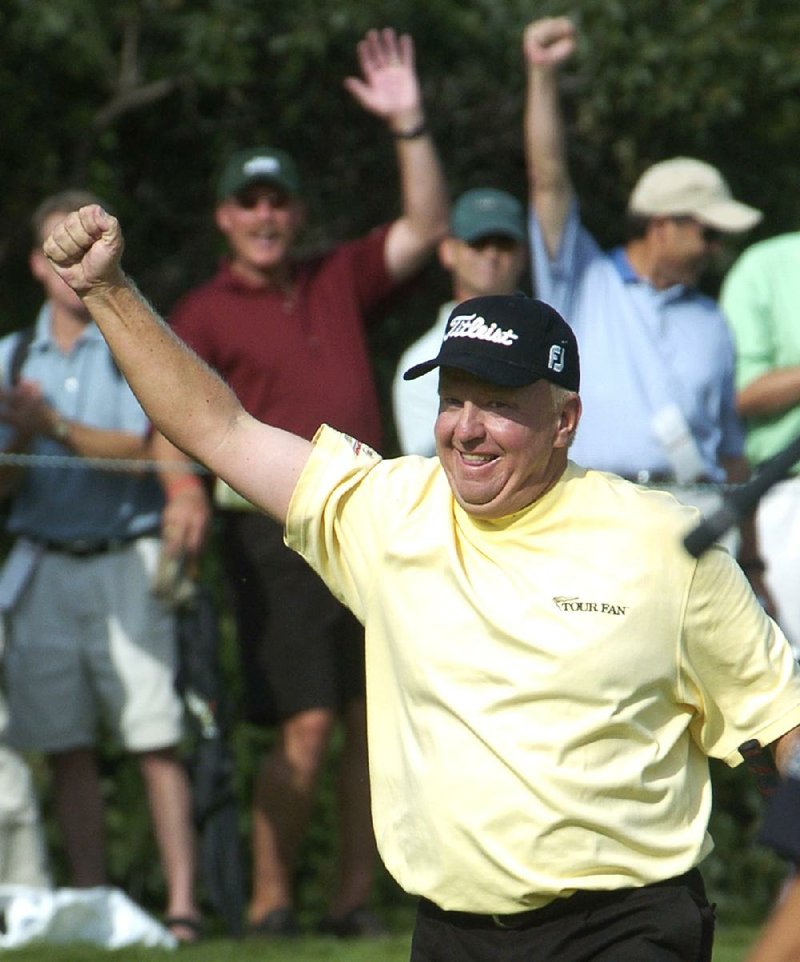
[{"xmin": 165, "ymin": 475, "xmax": 204, "ymax": 499}]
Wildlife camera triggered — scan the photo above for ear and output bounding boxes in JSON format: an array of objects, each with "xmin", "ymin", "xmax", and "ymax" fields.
[
  {"xmin": 214, "ymin": 202, "xmax": 233, "ymax": 234},
  {"xmin": 437, "ymin": 237, "xmax": 457, "ymax": 270},
  {"xmin": 29, "ymin": 246, "xmax": 51, "ymax": 284},
  {"xmin": 554, "ymin": 393, "xmax": 582, "ymax": 448}
]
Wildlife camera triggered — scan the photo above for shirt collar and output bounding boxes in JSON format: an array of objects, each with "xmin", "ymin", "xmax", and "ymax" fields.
[
  {"xmin": 609, "ymin": 245, "xmax": 639, "ymax": 283},
  {"xmin": 33, "ymin": 303, "xmax": 103, "ymax": 348},
  {"xmin": 609, "ymin": 246, "xmax": 689, "ymax": 303}
]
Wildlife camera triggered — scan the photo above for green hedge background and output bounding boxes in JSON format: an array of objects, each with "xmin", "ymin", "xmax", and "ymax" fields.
[{"xmin": 0, "ymin": 0, "xmax": 796, "ymax": 930}]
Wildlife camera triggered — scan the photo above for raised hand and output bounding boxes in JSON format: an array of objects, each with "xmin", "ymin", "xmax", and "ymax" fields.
[
  {"xmin": 343, "ymin": 28, "xmax": 421, "ymax": 121},
  {"xmin": 523, "ymin": 17, "xmax": 577, "ymax": 69},
  {"xmin": 42, "ymin": 204, "xmax": 125, "ymax": 295}
]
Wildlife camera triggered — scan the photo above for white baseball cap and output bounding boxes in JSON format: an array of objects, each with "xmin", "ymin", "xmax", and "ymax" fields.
[{"xmin": 628, "ymin": 157, "xmax": 762, "ymax": 233}]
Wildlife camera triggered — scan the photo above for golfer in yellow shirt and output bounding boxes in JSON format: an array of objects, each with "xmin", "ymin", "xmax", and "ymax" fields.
[{"xmin": 42, "ymin": 204, "xmax": 800, "ymax": 962}]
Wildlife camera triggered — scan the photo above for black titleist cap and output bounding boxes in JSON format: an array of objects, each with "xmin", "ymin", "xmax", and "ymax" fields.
[{"xmin": 403, "ymin": 294, "xmax": 580, "ymax": 391}]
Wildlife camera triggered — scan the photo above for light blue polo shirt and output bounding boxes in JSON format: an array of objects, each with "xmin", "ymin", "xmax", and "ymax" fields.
[
  {"xmin": 530, "ymin": 202, "xmax": 743, "ymax": 481},
  {"xmin": 0, "ymin": 304, "xmax": 162, "ymax": 541}
]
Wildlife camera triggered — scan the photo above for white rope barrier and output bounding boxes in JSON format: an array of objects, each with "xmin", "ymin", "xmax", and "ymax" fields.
[
  {"xmin": 0, "ymin": 451, "xmax": 741, "ymax": 492},
  {"xmin": 0, "ymin": 452, "xmax": 208, "ymax": 474}
]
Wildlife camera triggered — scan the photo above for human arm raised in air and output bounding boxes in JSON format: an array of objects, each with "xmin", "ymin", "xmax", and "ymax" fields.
[{"xmin": 43, "ymin": 204, "xmax": 312, "ymax": 525}]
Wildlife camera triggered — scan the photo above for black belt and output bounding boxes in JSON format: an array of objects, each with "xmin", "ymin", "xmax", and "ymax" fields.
[
  {"xmin": 419, "ymin": 868, "xmax": 705, "ymax": 930},
  {"xmin": 36, "ymin": 534, "xmax": 151, "ymax": 558}
]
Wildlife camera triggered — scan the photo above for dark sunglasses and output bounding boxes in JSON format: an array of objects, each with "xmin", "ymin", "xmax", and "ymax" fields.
[
  {"xmin": 467, "ymin": 235, "xmax": 523, "ymax": 253},
  {"xmin": 233, "ymin": 186, "xmax": 291, "ymax": 210}
]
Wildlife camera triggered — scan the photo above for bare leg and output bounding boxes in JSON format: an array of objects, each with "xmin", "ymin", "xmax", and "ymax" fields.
[
  {"xmin": 745, "ymin": 875, "xmax": 800, "ymax": 962},
  {"xmin": 248, "ymin": 707, "xmax": 335, "ymax": 923},
  {"xmin": 328, "ymin": 697, "xmax": 377, "ymax": 918},
  {"xmin": 49, "ymin": 747, "xmax": 107, "ymax": 887},
  {"xmin": 138, "ymin": 747, "xmax": 200, "ymax": 940}
]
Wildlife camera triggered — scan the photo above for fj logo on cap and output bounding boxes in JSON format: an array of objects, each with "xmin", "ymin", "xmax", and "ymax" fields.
[
  {"xmin": 445, "ymin": 312, "xmax": 519, "ymax": 346},
  {"xmin": 548, "ymin": 344, "xmax": 565, "ymax": 374},
  {"xmin": 243, "ymin": 157, "xmax": 282, "ymax": 177}
]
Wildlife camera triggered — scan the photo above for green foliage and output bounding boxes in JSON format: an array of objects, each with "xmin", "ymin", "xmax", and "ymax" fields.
[
  {"xmin": 2, "ymin": 0, "xmax": 798, "ymax": 928},
  {"xmin": 705, "ymin": 760, "xmax": 788, "ymax": 924},
  {"xmin": 0, "ymin": 925, "xmax": 764, "ymax": 961},
  {"xmin": 1, "ymin": 0, "xmax": 798, "ymax": 387},
  {"xmin": 0, "ymin": 929, "xmax": 415, "ymax": 962}
]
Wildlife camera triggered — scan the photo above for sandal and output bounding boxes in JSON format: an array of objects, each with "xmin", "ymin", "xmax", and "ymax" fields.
[{"xmin": 165, "ymin": 915, "xmax": 203, "ymax": 944}]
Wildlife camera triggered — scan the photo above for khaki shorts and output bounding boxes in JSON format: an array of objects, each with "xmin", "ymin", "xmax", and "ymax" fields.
[
  {"xmin": 0, "ymin": 744, "xmax": 50, "ymax": 887},
  {"xmin": 4, "ymin": 538, "xmax": 182, "ymax": 753}
]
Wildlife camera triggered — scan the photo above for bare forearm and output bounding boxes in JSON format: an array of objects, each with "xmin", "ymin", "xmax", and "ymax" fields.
[
  {"xmin": 1, "ymin": 393, "xmax": 146, "ymax": 462},
  {"xmin": 152, "ymin": 434, "xmax": 210, "ymax": 559},
  {"xmin": 82, "ymin": 275, "xmax": 242, "ymax": 472},
  {"xmin": 344, "ymin": 29, "xmax": 448, "ymax": 280},
  {"xmin": 52, "ymin": 421, "xmax": 148, "ymax": 461},
  {"xmin": 524, "ymin": 64, "xmax": 573, "ymax": 256},
  {"xmin": 772, "ymin": 725, "xmax": 800, "ymax": 777},
  {"xmin": 45, "ymin": 204, "xmax": 312, "ymax": 525},
  {"xmin": 386, "ymin": 126, "xmax": 449, "ymax": 281},
  {"xmin": 525, "ymin": 65, "xmax": 570, "ymax": 195},
  {"xmin": 744, "ymin": 881, "xmax": 800, "ymax": 962},
  {"xmin": 151, "ymin": 434, "xmax": 205, "ymax": 496},
  {"xmin": 396, "ymin": 128, "xmax": 449, "ymax": 234},
  {"xmin": 721, "ymin": 453, "xmax": 767, "ymax": 577},
  {"xmin": 738, "ymin": 367, "xmax": 800, "ymax": 418}
]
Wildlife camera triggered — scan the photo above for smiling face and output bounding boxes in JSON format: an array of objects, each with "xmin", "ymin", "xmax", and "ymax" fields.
[
  {"xmin": 439, "ymin": 234, "xmax": 527, "ymax": 301},
  {"xmin": 434, "ymin": 368, "xmax": 581, "ymax": 519},
  {"xmin": 215, "ymin": 183, "xmax": 305, "ymax": 286}
]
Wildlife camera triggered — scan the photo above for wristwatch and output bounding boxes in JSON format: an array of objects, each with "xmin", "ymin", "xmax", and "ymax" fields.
[{"xmin": 51, "ymin": 416, "xmax": 70, "ymax": 442}]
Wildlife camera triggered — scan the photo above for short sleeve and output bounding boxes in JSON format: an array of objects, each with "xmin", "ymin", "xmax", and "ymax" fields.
[{"xmin": 680, "ymin": 546, "xmax": 800, "ymax": 765}]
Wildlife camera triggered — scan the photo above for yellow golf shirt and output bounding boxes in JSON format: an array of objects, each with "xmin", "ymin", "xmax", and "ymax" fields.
[{"xmin": 286, "ymin": 426, "xmax": 800, "ymax": 914}]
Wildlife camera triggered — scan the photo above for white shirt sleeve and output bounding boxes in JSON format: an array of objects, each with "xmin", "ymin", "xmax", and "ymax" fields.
[{"xmin": 391, "ymin": 304, "xmax": 454, "ymax": 457}]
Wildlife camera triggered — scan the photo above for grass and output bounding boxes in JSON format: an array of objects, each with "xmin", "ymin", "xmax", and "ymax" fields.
[
  {"xmin": 714, "ymin": 926, "xmax": 763, "ymax": 962},
  {"xmin": 0, "ymin": 923, "xmax": 763, "ymax": 961},
  {"xmin": 0, "ymin": 933, "xmax": 412, "ymax": 961}
]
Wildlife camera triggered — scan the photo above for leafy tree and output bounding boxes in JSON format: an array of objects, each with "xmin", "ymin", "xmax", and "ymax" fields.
[{"xmin": 0, "ymin": 0, "xmax": 797, "ymax": 922}]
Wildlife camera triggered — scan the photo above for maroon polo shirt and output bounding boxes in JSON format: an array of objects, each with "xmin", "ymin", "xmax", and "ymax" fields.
[{"xmin": 170, "ymin": 225, "xmax": 393, "ymax": 451}]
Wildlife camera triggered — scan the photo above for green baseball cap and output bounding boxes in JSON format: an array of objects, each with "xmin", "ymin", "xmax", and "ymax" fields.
[
  {"xmin": 450, "ymin": 188, "xmax": 527, "ymax": 244},
  {"xmin": 216, "ymin": 147, "xmax": 301, "ymax": 202}
]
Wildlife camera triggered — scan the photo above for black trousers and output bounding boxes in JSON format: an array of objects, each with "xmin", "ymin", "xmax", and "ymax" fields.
[{"xmin": 410, "ymin": 870, "xmax": 715, "ymax": 962}]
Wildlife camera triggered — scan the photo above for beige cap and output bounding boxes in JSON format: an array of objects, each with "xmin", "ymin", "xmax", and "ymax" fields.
[{"xmin": 628, "ymin": 157, "xmax": 762, "ymax": 233}]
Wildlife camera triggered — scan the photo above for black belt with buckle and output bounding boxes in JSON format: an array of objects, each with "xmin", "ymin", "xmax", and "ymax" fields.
[
  {"xmin": 418, "ymin": 868, "xmax": 705, "ymax": 930},
  {"xmin": 37, "ymin": 534, "xmax": 149, "ymax": 558}
]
